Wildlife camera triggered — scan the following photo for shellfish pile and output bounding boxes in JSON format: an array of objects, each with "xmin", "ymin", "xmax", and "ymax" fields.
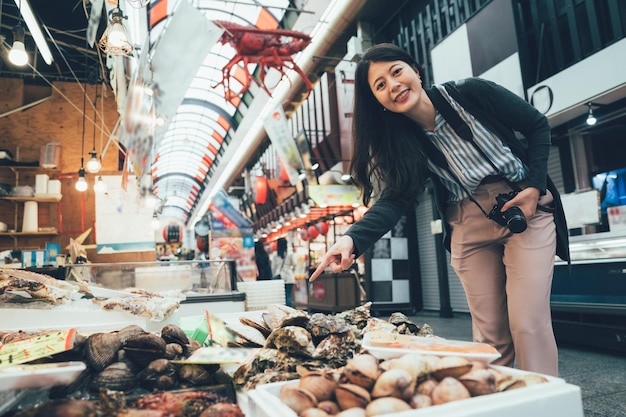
[
  {"xmin": 229, "ymin": 303, "xmax": 434, "ymax": 390},
  {"xmin": 279, "ymin": 352, "xmax": 549, "ymax": 417},
  {"xmin": 45, "ymin": 323, "xmax": 229, "ymax": 398}
]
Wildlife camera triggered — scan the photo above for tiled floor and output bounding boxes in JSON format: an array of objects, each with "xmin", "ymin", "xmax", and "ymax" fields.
[{"xmin": 407, "ymin": 311, "xmax": 626, "ymax": 417}]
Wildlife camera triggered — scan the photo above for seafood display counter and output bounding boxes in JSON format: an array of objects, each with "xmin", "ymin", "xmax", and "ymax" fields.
[
  {"xmin": 0, "ymin": 296, "xmax": 584, "ymax": 417},
  {"xmin": 65, "ymin": 260, "xmax": 247, "ymax": 317}
]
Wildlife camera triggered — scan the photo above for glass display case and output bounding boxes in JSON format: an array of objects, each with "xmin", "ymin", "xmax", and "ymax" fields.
[
  {"xmin": 64, "ymin": 259, "xmax": 246, "ymax": 317},
  {"xmin": 551, "ymin": 231, "xmax": 626, "ymax": 353}
]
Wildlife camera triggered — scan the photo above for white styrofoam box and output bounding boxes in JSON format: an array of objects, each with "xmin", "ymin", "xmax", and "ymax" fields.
[
  {"xmin": 135, "ymin": 264, "xmax": 193, "ymax": 292},
  {"xmin": 247, "ymin": 366, "xmax": 583, "ymax": 417},
  {"xmin": 237, "ymin": 281, "xmax": 285, "ymax": 311}
]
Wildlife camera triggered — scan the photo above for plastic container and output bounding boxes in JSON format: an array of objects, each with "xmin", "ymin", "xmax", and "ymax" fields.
[
  {"xmin": 247, "ymin": 367, "xmax": 584, "ymax": 417},
  {"xmin": 40, "ymin": 143, "xmax": 61, "ymax": 169}
]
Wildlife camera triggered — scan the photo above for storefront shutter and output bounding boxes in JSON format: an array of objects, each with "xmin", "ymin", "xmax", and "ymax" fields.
[{"xmin": 416, "ymin": 192, "xmax": 441, "ymax": 311}]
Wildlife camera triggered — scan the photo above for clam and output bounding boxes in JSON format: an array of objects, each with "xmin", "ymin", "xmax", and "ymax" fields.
[
  {"xmin": 380, "ymin": 353, "xmax": 431, "ymax": 380},
  {"xmin": 161, "ymin": 324, "xmax": 190, "ymax": 346},
  {"xmin": 458, "ymin": 368, "xmax": 497, "ymax": 396},
  {"xmin": 336, "ymin": 408, "xmax": 367, "ymax": 417},
  {"xmin": 165, "ymin": 342, "xmax": 184, "ymax": 359},
  {"xmin": 415, "ymin": 377, "xmax": 439, "ymax": 396},
  {"xmin": 116, "ymin": 324, "xmax": 146, "ymax": 343},
  {"xmin": 84, "ymin": 332, "xmax": 122, "ymax": 371},
  {"xmin": 335, "ymin": 383, "xmax": 371, "ymax": 410},
  {"xmin": 137, "ymin": 358, "xmax": 178, "ymax": 391},
  {"xmin": 300, "ymin": 409, "xmax": 330, "ymax": 417},
  {"xmin": 431, "ymin": 356, "xmax": 473, "ymax": 380},
  {"xmin": 89, "ymin": 361, "xmax": 136, "ymax": 393},
  {"xmin": 365, "ymin": 397, "xmax": 412, "ymax": 417},
  {"xmin": 178, "ymin": 364, "xmax": 219, "ymax": 387},
  {"xmin": 342, "ymin": 354, "xmax": 381, "ymax": 389},
  {"xmin": 299, "ymin": 370, "xmax": 338, "ymax": 402},
  {"xmin": 123, "ymin": 332, "xmax": 167, "ymax": 367},
  {"xmin": 317, "ymin": 400, "xmax": 341, "ymax": 415},
  {"xmin": 409, "ymin": 393, "xmax": 432, "ymax": 408},
  {"xmin": 279, "ymin": 385, "xmax": 318, "ymax": 415},
  {"xmin": 431, "ymin": 376, "xmax": 471, "ymax": 405},
  {"xmin": 371, "ymin": 368, "xmax": 415, "ymax": 400},
  {"xmin": 502, "ymin": 374, "xmax": 549, "ymax": 391}
]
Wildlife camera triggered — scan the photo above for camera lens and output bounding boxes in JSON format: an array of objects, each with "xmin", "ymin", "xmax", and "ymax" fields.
[{"xmin": 504, "ymin": 207, "xmax": 527, "ymax": 233}]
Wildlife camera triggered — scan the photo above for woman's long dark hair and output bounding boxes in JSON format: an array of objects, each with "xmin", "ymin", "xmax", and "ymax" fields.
[{"xmin": 351, "ymin": 43, "xmax": 429, "ymax": 205}]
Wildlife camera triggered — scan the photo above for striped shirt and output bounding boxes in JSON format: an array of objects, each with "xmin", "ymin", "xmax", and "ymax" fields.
[{"xmin": 426, "ymin": 85, "xmax": 527, "ymax": 203}]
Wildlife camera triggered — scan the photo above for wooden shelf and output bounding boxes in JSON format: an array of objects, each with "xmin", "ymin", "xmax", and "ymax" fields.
[
  {"xmin": 0, "ymin": 195, "xmax": 62, "ymax": 203},
  {"xmin": 0, "ymin": 230, "xmax": 58, "ymax": 236}
]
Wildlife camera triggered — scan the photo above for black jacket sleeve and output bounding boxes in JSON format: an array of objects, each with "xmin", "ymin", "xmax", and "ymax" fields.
[{"xmin": 344, "ymin": 196, "xmax": 411, "ymax": 257}]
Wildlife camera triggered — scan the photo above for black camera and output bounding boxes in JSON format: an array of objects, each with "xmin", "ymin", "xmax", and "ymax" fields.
[{"xmin": 487, "ymin": 192, "xmax": 527, "ymax": 233}]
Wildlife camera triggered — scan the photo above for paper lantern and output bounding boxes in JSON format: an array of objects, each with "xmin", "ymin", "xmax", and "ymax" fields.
[
  {"xmin": 255, "ymin": 176, "xmax": 268, "ymax": 204},
  {"xmin": 317, "ymin": 221, "xmax": 329, "ymax": 235},
  {"xmin": 308, "ymin": 225, "xmax": 319, "ymax": 239},
  {"xmin": 299, "ymin": 229, "xmax": 309, "ymax": 241},
  {"xmin": 163, "ymin": 224, "xmax": 182, "ymax": 243}
]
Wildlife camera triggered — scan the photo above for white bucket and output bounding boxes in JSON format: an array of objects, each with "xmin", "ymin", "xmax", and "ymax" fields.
[
  {"xmin": 35, "ymin": 174, "xmax": 49, "ymax": 195},
  {"xmin": 22, "ymin": 201, "xmax": 38, "ymax": 232},
  {"xmin": 47, "ymin": 179, "xmax": 62, "ymax": 196}
]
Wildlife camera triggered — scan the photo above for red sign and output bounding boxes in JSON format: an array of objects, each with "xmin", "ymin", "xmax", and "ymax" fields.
[{"xmin": 313, "ymin": 282, "xmax": 325, "ymax": 301}]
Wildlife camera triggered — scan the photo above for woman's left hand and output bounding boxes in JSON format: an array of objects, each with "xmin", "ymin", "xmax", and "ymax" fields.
[{"xmin": 500, "ymin": 187, "xmax": 540, "ymax": 220}]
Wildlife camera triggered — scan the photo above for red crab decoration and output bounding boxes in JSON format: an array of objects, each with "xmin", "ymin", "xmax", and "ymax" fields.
[{"xmin": 212, "ymin": 20, "xmax": 313, "ymax": 100}]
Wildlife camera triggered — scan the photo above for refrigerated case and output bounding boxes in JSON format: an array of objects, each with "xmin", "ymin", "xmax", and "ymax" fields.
[{"xmin": 551, "ymin": 231, "xmax": 626, "ymax": 353}]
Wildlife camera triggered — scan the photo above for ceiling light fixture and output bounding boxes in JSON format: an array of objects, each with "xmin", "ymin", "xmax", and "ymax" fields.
[
  {"xmin": 99, "ymin": 1, "xmax": 134, "ymax": 56},
  {"xmin": 86, "ymin": 82, "xmax": 102, "ymax": 173},
  {"xmin": 75, "ymin": 167, "xmax": 88, "ymax": 192},
  {"xmin": 11, "ymin": 0, "xmax": 53, "ymax": 65},
  {"xmin": 586, "ymin": 102, "xmax": 597, "ymax": 126},
  {"xmin": 76, "ymin": 52, "xmax": 88, "ymax": 193},
  {"xmin": 9, "ymin": 24, "xmax": 28, "ymax": 66},
  {"xmin": 94, "ymin": 176, "xmax": 107, "ymax": 193}
]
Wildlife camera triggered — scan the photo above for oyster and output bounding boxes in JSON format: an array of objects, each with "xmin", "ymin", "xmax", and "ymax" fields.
[
  {"xmin": 335, "ymin": 301, "xmax": 372, "ymax": 330},
  {"xmin": 265, "ymin": 326, "xmax": 315, "ymax": 357},
  {"xmin": 308, "ymin": 313, "xmax": 354, "ymax": 342},
  {"xmin": 263, "ymin": 304, "xmax": 309, "ymax": 330}
]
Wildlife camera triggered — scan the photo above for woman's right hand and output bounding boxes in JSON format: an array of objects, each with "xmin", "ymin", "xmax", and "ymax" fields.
[{"xmin": 309, "ymin": 235, "xmax": 355, "ymax": 281}]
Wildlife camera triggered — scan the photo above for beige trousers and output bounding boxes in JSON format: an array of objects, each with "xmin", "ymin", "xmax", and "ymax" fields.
[{"xmin": 446, "ymin": 180, "xmax": 558, "ymax": 376}]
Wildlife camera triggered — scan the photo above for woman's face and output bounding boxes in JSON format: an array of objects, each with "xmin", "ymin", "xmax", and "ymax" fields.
[{"xmin": 367, "ymin": 60, "xmax": 423, "ymax": 114}]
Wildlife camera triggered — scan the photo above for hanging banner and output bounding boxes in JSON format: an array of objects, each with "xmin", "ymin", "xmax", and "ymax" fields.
[
  {"xmin": 210, "ymin": 189, "xmax": 253, "ymax": 229},
  {"xmin": 263, "ymin": 105, "xmax": 305, "ymax": 185}
]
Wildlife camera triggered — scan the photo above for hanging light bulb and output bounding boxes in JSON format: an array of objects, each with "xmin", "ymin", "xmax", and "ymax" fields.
[
  {"xmin": 99, "ymin": 4, "xmax": 133, "ymax": 56},
  {"xmin": 150, "ymin": 213, "xmax": 160, "ymax": 230},
  {"xmin": 93, "ymin": 176, "xmax": 107, "ymax": 193},
  {"xmin": 586, "ymin": 103, "xmax": 597, "ymax": 126},
  {"xmin": 75, "ymin": 168, "xmax": 88, "ymax": 192},
  {"xmin": 86, "ymin": 150, "xmax": 102, "ymax": 173},
  {"xmin": 9, "ymin": 25, "xmax": 28, "ymax": 66}
]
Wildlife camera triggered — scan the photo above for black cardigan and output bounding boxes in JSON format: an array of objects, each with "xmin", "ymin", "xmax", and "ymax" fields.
[{"xmin": 345, "ymin": 78, "xmax": 570, "ymax": 263}]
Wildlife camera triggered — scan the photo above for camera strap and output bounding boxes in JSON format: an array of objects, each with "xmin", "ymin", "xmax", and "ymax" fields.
[
  {"xmin": 423, "ymin": 87, "xmax": 525, "ymax": 218},
  {"xmin": 425, "ymin": 87, "xmax": 523, "ymax": 193}
]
